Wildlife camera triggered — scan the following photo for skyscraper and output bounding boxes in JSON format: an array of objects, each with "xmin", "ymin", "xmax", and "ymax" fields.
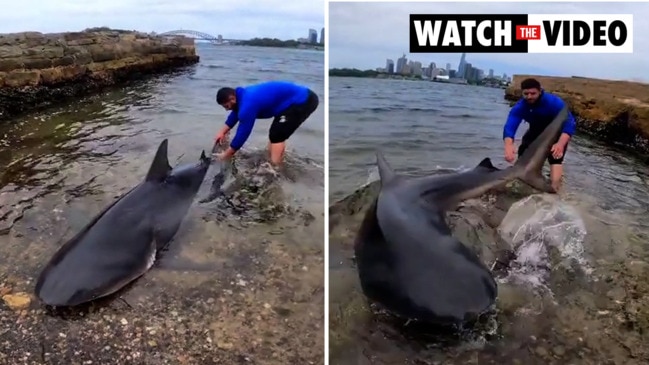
[
  {"xmin": 386, "ymin": 59, "xmax": 394, "ymax": 74},
  {"xmin": 320, "ymin": 28, "xmax": 325, "ymax": 45},
  {"xmin": 457, "ymin": 52, "xmax": 467, "ymax": 79},
  {"xmin": 308, "ymin": 29, "xmax": 318, "ymax": 43},
  {"xmin": 396, "ymin": 53, "xmax": 407, "ymax": 74}
]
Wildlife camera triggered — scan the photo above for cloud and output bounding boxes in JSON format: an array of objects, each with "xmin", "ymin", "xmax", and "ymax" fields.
[
  {"xmin": 329, "ymin": 2, "xmax": 648, "ymax": 82},
  {"xmin": 0, "ymin": 0, "xmax": 324, "ymax": 40}
]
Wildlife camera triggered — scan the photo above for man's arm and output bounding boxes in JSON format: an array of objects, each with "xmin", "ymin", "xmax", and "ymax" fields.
[
  {"xmin": 554, "ymin": 97, "xmax": 576, "ymax": 147},
  {"xmin": 216, "ymin": 111, "xmax": 239, "ymax": 139},
  {"xmin": 503, "ymin": 101, "xmax": 524, "ymax": 146},
  {"xmin": 225, "ymin": 111, "xmax": 239, "ymax": 129},
  {"xmin": 221, "ymin": 107, "xmax": 256, "ymax": 158}
]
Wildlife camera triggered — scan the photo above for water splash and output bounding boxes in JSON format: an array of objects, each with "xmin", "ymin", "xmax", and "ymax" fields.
[{"xmin": 497, "ymin": 194, "xmax": 590, "ymax": 293}]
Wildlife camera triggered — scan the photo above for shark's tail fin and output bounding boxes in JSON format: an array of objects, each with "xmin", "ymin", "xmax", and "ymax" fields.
[
  {"xmin": 513, "ymin": 106, "xmax": 570, "ymax": 193},
  {"xmin": 376, "ymin": 151, "xmax": 396, "ymax": 182}
]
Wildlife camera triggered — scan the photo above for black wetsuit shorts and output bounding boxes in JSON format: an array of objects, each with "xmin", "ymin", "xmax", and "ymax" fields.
[{"xmin": 268, "ymin": 89, "xmax": 319, "ymax": 144}]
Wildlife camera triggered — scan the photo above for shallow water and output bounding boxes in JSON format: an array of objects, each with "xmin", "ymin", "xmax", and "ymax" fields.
[
  {"xmin": 0, "ymin": 44, "xmax": 324, "ymax": 364},
  {"xmin": 328, "ymin": 77, "xmax": 649, "ymax": 365}
]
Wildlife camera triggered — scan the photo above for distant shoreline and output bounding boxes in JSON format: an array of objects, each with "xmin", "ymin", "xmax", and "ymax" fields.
[
  {"xmin": 214, "ymin": 38, "xmax": 324, "ymax": 51},
  {"xmin": 329, "ymin": 68, "xmax": 508, "ymax": 88}
]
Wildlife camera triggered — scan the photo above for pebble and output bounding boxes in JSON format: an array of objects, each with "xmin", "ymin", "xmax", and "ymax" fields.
[
  {"xmin": 535, "ymin": 346, "xmax": 549, "ymax": 357},
  {"xmin": 1, "ymin": 292, "xmax": 31, "ymax": 310}
]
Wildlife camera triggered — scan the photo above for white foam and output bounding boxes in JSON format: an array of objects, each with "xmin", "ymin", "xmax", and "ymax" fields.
[{"xmin": 497, "ymin": 195, "xmax": 591, "ymax": 294}]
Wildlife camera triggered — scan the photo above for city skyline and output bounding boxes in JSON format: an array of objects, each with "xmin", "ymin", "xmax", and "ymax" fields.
[
  {"xmin": 329, "ymin": 2, "xmax": 649, "ymax": 82},
  {"xmin": 379, "ymin": 52, "xmax": 509, "ymax": 82},
  {"xmin": 0, "ymin": 0, "xmax": 324, "ymax": 41}
]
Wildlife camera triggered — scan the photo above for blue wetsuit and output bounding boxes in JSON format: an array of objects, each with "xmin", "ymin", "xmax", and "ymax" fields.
[
  {"xmin": 224, "ymin": 81, "xmax": 311, "ymax": 151},
  {"xmin": 503, "ymin": 90, "xmax": 576, "ymax": 140},
  {"xmin": 503, "ymin": 90, "xmax": 576, "ymax": 164}
]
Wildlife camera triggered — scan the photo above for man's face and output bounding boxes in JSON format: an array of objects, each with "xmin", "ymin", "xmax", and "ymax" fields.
[
  {"xmin": 522, "ymin": 88, "xmax": 541, "ymax": 104},
  {"xmin": 220, "ymin": 95, "xmax": 237, "ymax": 111}
]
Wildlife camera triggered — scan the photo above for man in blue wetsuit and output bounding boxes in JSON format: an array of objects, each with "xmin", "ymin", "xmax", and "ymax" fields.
[
  {"xmin": 503, "ymin": 78, "xmax": 576, "ymax": 192},
  {"xmin": 212, "ymin": 80, "xmax": 319, "ymax": 166}
]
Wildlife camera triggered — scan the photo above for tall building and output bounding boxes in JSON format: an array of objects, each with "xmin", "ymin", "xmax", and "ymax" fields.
[
  {"xmin": 446, "ymin": 63, "xmax": 451, "ymax": 71},
  {"xmin": 411, "ymin": 61, "xmax": 422, "ymax": 76},
  {"xmin": 457, "ymin": 52, "xmax": 467, "ymax": 79},
  {"xmin": 489, "ymin": 69, "xmax": 494, "ymax": 78},
  {"xmin": 320, "ymin": 28, "xmax": 325, "ymax": 45},
  {"xmin": 386, "ymin": 59, "xmax": 394, "ymax": 74},
  {"xmin": 396, "ymin": 53, "xmax": 407, "ymax": 74},
  {"xmin": 308, "ymin": 29, "xmax": 318, "ymax": 44}
]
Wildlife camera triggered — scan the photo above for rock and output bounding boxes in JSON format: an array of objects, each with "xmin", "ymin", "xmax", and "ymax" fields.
[
  {"xmin": 534, "ymin": 346, "xmax": 549, "ymax": 358},
  {"xmin": 0, "ymin": 27, "xmax": 200, "ymax": 121},
  {"xmin": 2, "ymin": 292, "xmax": 32, "ymax": 310},
  {"xmin": 505, "ymin": 75, "xmax": 649, "ymax": 157}
]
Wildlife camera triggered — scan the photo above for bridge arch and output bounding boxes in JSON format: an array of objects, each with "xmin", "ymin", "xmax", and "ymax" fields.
[{"xmin": 159, "ymin": 29, "xmax": 221, "ymax": 42}]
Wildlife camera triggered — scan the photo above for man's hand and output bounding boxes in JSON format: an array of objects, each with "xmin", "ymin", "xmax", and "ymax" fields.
[
  {"xmin": 504, "ymin": 144, "xmax": 517, "ymax": 163},
  {"xmin": 214, "ymin": 125, "xmax": 232, "ymax": 145},
  {"xmin": 213, "ymin": 147, "xmax": 236, "ymax": 162},
  {"xmin": 550, "ymin": 143, "xmax": 565, "ymax": 159},
  {"xmin": 214, "ymin": 130, "xmax": 229, "ymax": 145}
]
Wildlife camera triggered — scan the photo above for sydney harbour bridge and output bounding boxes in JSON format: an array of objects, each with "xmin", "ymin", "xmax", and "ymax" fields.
[{"xmin": 158, "ymin": 30, "xmax": 242, "ymax": 44}]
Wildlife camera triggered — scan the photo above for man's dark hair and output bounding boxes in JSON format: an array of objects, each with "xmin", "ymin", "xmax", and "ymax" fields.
[
  {"xmin": 216, "ymin": 87, "xmax": 235, "ymax": 104},
  {"xmin": 520, "ymin": 78, "xmax": 541, "ymax": 90}
]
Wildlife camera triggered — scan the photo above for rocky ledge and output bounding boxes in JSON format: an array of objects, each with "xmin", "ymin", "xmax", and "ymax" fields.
[
  {"xmin": 0, "ymin": 27, "xmax": 200, "ymax": 121},
  {"xmin": 505, "ymin": 75, "xmax": 649, "ymax": 159}
]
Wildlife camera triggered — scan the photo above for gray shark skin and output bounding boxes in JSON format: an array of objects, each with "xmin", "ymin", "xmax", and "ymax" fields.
[
  {"xmin": 353, "ymin": 106, "xmax": 569, "ymax": 326},
  {"xmin": 35, "ymin": 139, "xmax": 210, "ymax": 307}
]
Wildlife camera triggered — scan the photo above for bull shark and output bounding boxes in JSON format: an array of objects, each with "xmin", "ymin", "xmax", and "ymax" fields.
[
  {"xmin": 35, "ymin": 139, "xmax": 210, "ymax": 307},
  {"xmin": 354, "ymin": 106, "xmax": 569, "ymax": 326}
]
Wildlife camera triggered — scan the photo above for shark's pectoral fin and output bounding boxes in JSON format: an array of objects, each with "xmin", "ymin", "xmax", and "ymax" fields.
[{"xmin": 153, "ymin": 221, "xmax": 182, "ymax": 252}]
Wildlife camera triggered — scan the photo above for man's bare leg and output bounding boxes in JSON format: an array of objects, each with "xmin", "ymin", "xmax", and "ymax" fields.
[
  {"xmin": 269, "ymin": 141, "xmax": 286, "ymax": 166},
  {"xmin": 550, "ymin": 164, "xmax": 564, "ymax": 192}
]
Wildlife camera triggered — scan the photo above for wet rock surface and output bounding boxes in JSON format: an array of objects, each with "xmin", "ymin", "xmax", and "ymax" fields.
[
  {"xmin": 505, "ymin": 75, "xmax": 649, "ymax": 158},
  {"xmin": 0, "ymin": 28, "xmax": 199, "ymax": 121},
  {"xmin": 329, "ymin": 177, "xmax": 649, "ymax": 365}
]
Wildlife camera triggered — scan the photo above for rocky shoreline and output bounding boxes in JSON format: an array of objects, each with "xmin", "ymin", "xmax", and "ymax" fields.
[
  {"xmin": 0, "ymin": 28, "xmax": 200, "ymax": 121},
  {"xmin": 505, "ymin": 75, "xmax": 649, "ymax": 160}
]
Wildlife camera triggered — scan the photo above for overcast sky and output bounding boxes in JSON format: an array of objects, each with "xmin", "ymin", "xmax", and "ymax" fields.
[
  {"xmin": 329, "ymin": 2, "xmax": 648, "ymax": 82},
  {"xmin": 0, "ymin": 0, "xmax": 323, "ymax": 40}
]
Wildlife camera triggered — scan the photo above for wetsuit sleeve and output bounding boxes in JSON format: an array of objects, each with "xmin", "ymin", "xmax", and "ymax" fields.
[
  {"xmin": 503, "ymin": 101, "xmax": 524, "ymax": 139},
  {"xmin": 224, "ymin": 111, "xmax": 238, "ymax": 128},
  {"xmin": 229, "ymin": 106, "xmax": 256, "ymax": 151},
  {"xmin": 552, "ymin": 97, "xmax": 577, "ymax": 136}
]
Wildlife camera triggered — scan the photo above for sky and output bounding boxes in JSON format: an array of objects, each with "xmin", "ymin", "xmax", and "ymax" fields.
[
  {"xmin": 329, "ymin": 2, "xmax": 649, "ymax": 82},
  {"xmin": 0, "ymin": 0, "xmax": 324, "ymax": 40}
]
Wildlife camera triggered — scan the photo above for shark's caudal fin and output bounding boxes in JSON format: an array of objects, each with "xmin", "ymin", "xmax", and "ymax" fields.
[
  {"xmin": 513, "ymin": 106, "xmax": 570, "ymax": 193},
  {"xmin": 376, "ymin": 151, "xmax": 397, "ymax": 183},
  {"xmin": 145, "ymin": 139, "xmax": 172, "ymax": 182}
]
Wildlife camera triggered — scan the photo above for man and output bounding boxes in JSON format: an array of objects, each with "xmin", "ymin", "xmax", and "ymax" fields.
[
  {"xmin": 212, "ymin": 80, "xmax": 319, "ymax": 166},
  {"xmin": 503, "ymin": 77, "xmax": 576, "ymax": 192}
]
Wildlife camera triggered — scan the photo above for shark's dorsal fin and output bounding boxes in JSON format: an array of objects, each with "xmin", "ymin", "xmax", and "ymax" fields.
[
  {"xmin": 200, "ymin": 150, "xmax": 207, "ymax": 160},
  {"xmin": 477, "ymin": 158, "xmax": 495, "ymax": 170},
  {"xmin": 376, "ymin": 151, "xmax": 396, "ymax": 182},
  {"xmin": 145, "ymin": 139, "xmax": 172, "ymax": 182}
]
